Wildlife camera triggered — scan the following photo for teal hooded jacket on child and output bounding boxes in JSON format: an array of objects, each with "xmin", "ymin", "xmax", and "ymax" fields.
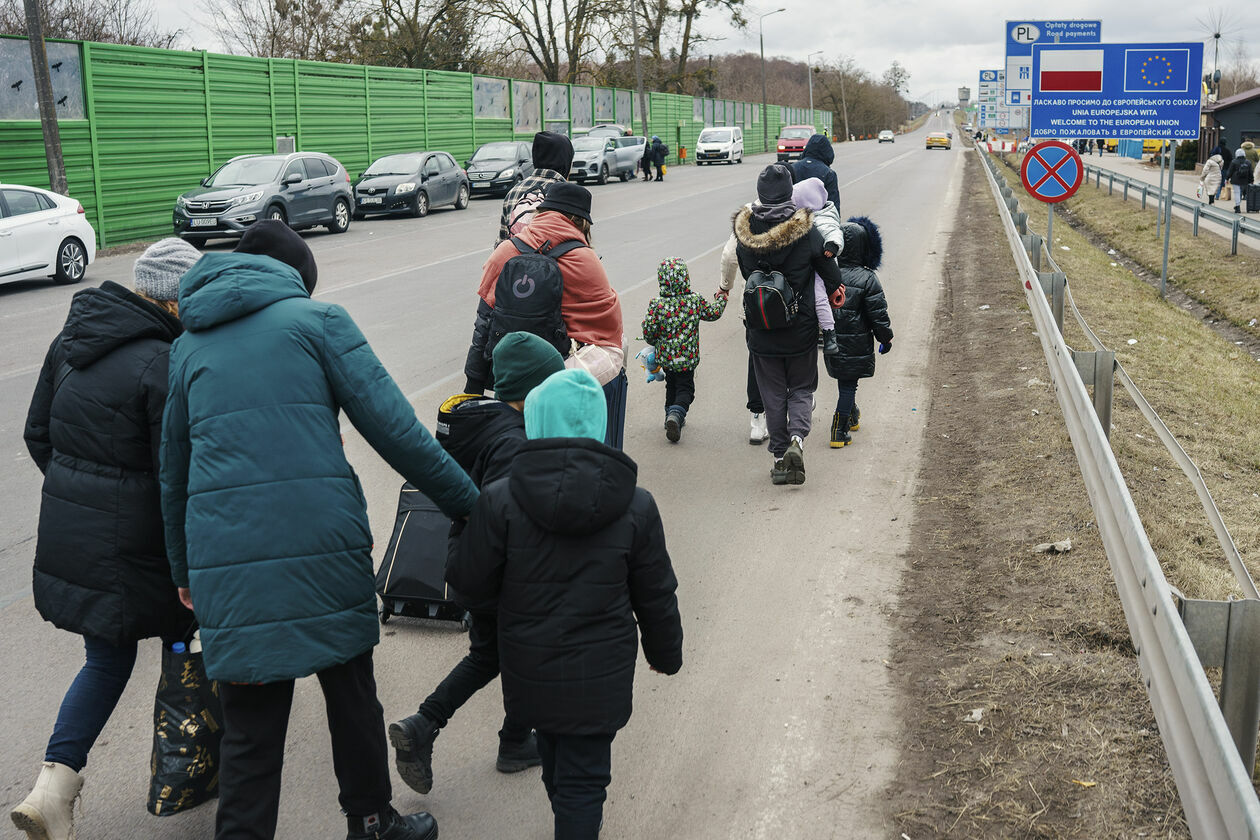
[
  {"xmin": 160, "ymin": 252, "xmax": 478, "ymax": 684},
  {"xmin": 641, "ymin": 257, "xmax": 726, "ymax": 372}
]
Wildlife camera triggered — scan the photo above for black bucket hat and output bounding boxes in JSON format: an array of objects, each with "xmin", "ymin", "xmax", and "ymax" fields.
[{"xmin": 538, "ymin": 182, "xmax": 593, "ymax": 223}]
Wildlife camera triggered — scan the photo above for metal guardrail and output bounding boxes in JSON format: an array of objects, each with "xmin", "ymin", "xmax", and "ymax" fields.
[
  {"xmin": 1083, "ymin": 163, "xmax": 1260, "ymax": 254},
  {"xmin": 978, "ymin": 149, "xmax": 1260, "ymax": 839}
]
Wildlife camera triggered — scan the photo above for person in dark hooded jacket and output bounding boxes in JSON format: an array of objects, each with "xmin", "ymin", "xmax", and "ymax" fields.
[
  {"xmin": 824, "ymin": 217, "xmax": 894, "ymax": 448},
  {"xmin": 496, "ymin": 130, "xmax": 574, "ymax": 247},
  {"xmin": 733, "ymin": 164, "xmax": 845, "ymax": 485},
  {"xmin": 448, "ymin": 368, "xmax": 682, "ymax": 840},
  {"xmin": 389, "ymin": 332, "xmax": 565, "ymax": 797},
  {"xmin": 161, "ymin": 220, "xmax": 477, "ymax": 840},
  {"xmin": 15, "ymin": 238, "xmax": 200, "ymax": 840},
  {"xmin": 791, "ymin": 134, "xmax": 840, "ymax": 207}
]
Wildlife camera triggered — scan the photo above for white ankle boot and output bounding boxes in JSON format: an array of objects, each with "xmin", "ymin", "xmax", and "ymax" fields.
[{"xmin": 10, "ymin": 762, "xmax": 82, "ymax": 840}]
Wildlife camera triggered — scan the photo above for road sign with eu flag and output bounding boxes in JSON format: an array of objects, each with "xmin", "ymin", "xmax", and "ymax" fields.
[{"xmin": 1029, "ymin": 41, "xmax": 1203, "ymax": 139}]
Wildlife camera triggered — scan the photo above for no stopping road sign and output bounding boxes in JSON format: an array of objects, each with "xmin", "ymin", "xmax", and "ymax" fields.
[{"xmin": 1020, "ymin": 140, "xmax": 1083, "ymax": 203}]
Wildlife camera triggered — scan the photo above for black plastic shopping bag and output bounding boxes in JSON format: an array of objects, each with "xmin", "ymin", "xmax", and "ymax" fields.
[{"xmin": 147, "ymin": 641, "xmax": 222, "ymax": 815}]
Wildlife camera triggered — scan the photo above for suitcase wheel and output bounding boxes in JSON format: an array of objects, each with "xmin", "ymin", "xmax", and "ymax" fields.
[
  {"xmin": 461, "ymin": 612, "xmax": 473, "ymax": 632},
  {"xmin": 379, "ymin": 606, "xmax": 391, "ymax": 625}
]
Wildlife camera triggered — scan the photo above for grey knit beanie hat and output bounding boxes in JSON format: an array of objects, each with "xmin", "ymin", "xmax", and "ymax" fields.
[{"xmin": 134, "ymin": 238, "xmax": 202, "ymax": 301}]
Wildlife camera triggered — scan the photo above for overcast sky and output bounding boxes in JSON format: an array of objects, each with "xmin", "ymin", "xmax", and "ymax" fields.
[{"xmin": 154, "ymin": 1, "xmax": 1255, "ymax": 106}]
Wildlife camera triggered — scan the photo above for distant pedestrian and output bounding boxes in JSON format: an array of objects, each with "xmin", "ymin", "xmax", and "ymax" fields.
[
  {"xmin": 650, "ymin": 135, "xmax": 668, "ymax": 181},
  {"xmin": 448, "ymin": 367, "xmax": 683, "ymax": 840},
  {"xmin": 1211, "ymin": 139, "xmax": 1233, "ymax": 201},
  {"xmin": 389, "ymin": 332, "xmax": 565, "ymax": 797},
  {"xmin": 160, "ymin": 220, "xmax": 478, "ymax": 840},
  {"xmin": 1200, "ymin": 154, "xmax": 1223, "ymax": 205},
  {"xmin": 824, "ymin": 218, "xmax": 895, "ymax": 448},
  {"xmin": 1095, "ymin": 138, "xmax": 1104, "ymax": 156},
  {"xmin": 471, "ymin": 183, "xmax": 629, "ymax": 448},
  {"xmin": 1226, "ymin": 148, "xmax": 1253, "ymax": 213},
  {"xmin": 791, "ymin": 134, "xmax": 840, "ymax": 206},
  {"xmin": 13, "ymin": 238, "xmax": 201, "ymax": 840},
  {"xmin": 1244, "ymin": 140, "xmax": 1259, "ymax": 165},
  {"xmin": 641, "ymin": 139, "xmax": 653, "ymax": 181},
  {"xmin": 641, "ymin": 257, "xmax": 728, "ymax": 442},
  {"xmin": 496, "ymin": 131, "xmax": 574, "ymax": 247},
  {"xmin": 732, "ymin": 164, "xmax": 845, "ymax": 485}
]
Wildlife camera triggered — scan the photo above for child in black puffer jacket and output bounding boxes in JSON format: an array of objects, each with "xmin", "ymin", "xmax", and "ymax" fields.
[{"xmin": 824, "ymin": 217, "xmax": 895, "ymax": 448}]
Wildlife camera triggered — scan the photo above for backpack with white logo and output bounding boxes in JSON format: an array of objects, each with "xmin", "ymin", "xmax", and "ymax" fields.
[{"xmin": 484, "ymin": 236, "xmax": 586, "ymax": 360}]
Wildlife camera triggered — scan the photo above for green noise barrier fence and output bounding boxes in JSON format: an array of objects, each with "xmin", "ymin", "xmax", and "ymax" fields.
[{"xmin": 0, "ymin": 35, "xmax": 830, "ymax": 247}]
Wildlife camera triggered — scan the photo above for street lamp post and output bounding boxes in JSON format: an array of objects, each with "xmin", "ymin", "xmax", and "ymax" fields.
[
  {"xmin": 807, "ymin": 49, "xmax": 823, "ymax": 131},
  {"xmin": 759, "ymin": 7, "xmax": 785, "ymax": 155}
]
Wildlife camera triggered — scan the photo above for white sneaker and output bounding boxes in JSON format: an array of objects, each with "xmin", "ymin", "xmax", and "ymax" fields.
[{"xmin": 749, "ymin": 412, "xmax": 769, "ymax": 445}]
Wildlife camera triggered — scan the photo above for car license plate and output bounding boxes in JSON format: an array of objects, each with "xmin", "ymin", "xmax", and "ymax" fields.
[
  {"xmin": 189, "ymin": 218, "xmax": 216, "ymax": 227},
  {"xmin": 361, "ymin": 197, "xmax": 383, "ymax": 205}
]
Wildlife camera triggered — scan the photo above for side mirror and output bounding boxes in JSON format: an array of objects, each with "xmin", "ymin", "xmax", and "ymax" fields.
[{"xmin": 284, "ymin": 172, "xmax": 302, "ymax": 185}]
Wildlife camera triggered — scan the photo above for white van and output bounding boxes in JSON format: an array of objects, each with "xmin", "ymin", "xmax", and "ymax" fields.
[{"xmin": 695, "ymin": 126, "xmax": 744, "ymax": 165}]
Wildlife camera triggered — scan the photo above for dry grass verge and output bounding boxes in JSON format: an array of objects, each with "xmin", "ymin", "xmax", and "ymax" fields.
[
  {"xmin": 995, "ymin": 154, "xmax": 1260, "ymax": 602},
  {"xmin": 890, "ymin": 151, "xmax": 1187, "ymax": 838}
]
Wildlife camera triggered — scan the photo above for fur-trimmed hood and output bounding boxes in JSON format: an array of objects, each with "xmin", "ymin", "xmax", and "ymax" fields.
[{"xmin": 732, "ymin": 206, "xmax": 814, "ymax": 254}]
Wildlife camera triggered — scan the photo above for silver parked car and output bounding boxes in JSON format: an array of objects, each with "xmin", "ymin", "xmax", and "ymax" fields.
[
  {"xmin": 174, "ymin": 152, "xmax": 353, "ymax": 245},
  {"xmin": 569, "ymin": 136, "xmax": 640, "ymax": 185}
]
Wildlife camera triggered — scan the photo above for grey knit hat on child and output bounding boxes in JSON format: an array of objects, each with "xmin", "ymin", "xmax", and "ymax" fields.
[{"xmin": 134, "ymin": 237, "xmax": 202, "ymax": 301}]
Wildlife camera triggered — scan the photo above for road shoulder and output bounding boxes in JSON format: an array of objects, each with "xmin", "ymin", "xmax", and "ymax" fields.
[{"xmin": 887, "ymin": 151, "xmax": 1188, "ymax": 838}]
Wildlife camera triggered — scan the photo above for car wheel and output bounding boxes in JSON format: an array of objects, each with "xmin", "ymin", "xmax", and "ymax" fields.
[
  {"xmin": 266, "ymin": 205, "xmax": 287, "ymax": 226},
  {"xmin": 327, "ymin": 198, "xmax": 351, "ymax": 234},
  {"xmin": 455, "ymin": 183, "xmax": 470, "ymax": 210},
  {"xmin": 619, "ymin": 170, "xmax": 630, "ymax": 182},
  {"xmin": 53, "ymin": 238, "xmax": 87, "ymax": 285},
  {"xmin": 597, "ymin": 164, "xmax": 608, "ymax": 185},
  {"xmin": 411, "ymin": 191, "xmax": 429, "ymax": 218}
]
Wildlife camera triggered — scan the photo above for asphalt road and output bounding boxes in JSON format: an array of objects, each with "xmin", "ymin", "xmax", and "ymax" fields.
[{"xmin": 0, "ymin": 112, "xmax": 963, "ymax": 839}]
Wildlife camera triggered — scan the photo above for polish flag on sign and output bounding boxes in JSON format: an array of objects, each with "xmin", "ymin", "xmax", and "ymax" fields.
[{"xmin": 1039, "ymin": 49, "xmax": 1104, "ymax": 93}]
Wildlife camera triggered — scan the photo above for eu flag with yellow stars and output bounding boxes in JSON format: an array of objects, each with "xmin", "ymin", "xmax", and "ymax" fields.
[{"xmin": 1124, "ymin": 49, "xmax": 1190, "ymax": 93}]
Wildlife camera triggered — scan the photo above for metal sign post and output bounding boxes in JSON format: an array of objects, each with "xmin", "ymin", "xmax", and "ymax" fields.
[
  {"xmin": 1157, "ymin": 140, "xmax": 1166, "ymax": 239},
  {"xmin": 1162, "ymin": 140, "xmax": 1177, "ymax": 297}
]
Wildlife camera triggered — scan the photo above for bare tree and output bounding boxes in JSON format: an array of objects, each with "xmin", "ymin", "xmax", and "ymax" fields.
[
  {"xmin": 477, "ymin": 0, "xmax": 611, "ymax": 82},
  {"xmin": 207, "ymin": 0, "xmax": 356, "ymax": 61},
  {"xmin": 670, "ymin": 0, "xmax": 743, "ymax": 92},
  {"xmin": 0, "ymin": 0, "xmax": 181, "ymax": 46},
  {"xmin": 348, "ymin": 0, "xmax": 490, "ymax": 70},
  {"xmin": 1220, "ymin": 40, "xmax": 1260, "ymax": 100}
]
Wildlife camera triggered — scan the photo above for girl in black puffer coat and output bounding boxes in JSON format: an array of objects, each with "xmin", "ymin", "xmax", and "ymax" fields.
[
  {"xmin": 824, "ymin": 217, "xmax": 894, "ymax": 448},
  {"xmin": 13, "ymin": 239, "xmax": 200, "ymax": 840}
]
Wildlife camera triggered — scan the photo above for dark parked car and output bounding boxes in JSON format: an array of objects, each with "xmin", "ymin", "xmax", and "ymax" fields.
[
  {"xmin": 465, "ymin": 141, "xmax": 534, "ymax": 197},
  {"xmin": 174, "ymin": 152, "xmax": 352, "ymax": 245},
  {"xmin": 354, "ymin": 151, "xmax": 470, "ymax": 218}
]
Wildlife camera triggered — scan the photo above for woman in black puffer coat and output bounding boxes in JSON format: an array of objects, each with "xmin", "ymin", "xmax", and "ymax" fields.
[
  {"xmin": 13, "ymin": 239, "xmax": 199, "ymax": 840},
  {"xmin": 824, "ymin": 217, "xmax": 894, "ymax": 448}
]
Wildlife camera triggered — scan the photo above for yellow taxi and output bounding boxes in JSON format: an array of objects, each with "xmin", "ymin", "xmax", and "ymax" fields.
[{"xmin": 925, "ymin": 131, "xmax": 951, "ymax": 150}]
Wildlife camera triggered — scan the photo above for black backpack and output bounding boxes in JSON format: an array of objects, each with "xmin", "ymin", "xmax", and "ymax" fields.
[
  {"xmin": 742, "ymin": 266, "xmax": 798, "ymax": 330},
  {"xmin": 1236, "ymin": 157, "xmax": 1253, "ymax": 183},
  {"xmin": 484, "ymin": 236, "xmax": 586, "ymax": 360}
]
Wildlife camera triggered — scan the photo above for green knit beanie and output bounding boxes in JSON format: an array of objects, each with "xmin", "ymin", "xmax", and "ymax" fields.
[{"xmin": 492, "ymin": 332, "xmax": 566, "ymax": 402}]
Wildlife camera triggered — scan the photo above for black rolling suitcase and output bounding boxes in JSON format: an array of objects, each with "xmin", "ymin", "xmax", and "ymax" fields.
[
  {"xmin": 1247, "ymin": 184, "xmax": 1260, "ymax": 213},
  {"xmin": 374, "ymin": 484, "xmax": 470, "ymax": 628}
]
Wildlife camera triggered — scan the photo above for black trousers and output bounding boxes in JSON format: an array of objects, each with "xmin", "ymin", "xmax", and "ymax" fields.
[
  {"xmin": 663, "ymin": 368, "xmax": 696, "ymax": 413},
  {"xmin": 746, "ymin": 352, "xmax": 764, "ymax": 413},
  {"xmin": 536, "ymin": 731, "xmax": 615, "ymax": 840},
  {"xmin": 654, "ymin": 161, "xmax": 665, "ymax": 180},
  {"xmin": 418, "ymin": 611, "xmax": 530, "ymax": 743},
  {"xmin": 215, "ymin": 649, "xmax": 391, "ymax": 840}
]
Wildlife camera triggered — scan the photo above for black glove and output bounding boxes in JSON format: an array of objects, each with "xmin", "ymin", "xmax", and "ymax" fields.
[{"xmin": 878, "ymin": 341, "xmax": 892, "ymax": 355}]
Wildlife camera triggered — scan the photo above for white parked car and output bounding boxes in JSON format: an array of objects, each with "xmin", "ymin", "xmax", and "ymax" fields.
[
  {"xmin": 0, "ymin": 184, "xmax": 96, "ymax": 286},
  {"xmin": 878, "ymin": 130, "xmax": 895, "ymax": 143},
  {"xmin": 695, "ymin": 126, "xmax": 744, "ymax": 165}
]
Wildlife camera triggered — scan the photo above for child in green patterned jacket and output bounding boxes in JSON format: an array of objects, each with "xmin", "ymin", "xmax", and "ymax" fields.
[{"xmin": 641, "ymin": 257, "xmax": 728, "ymax": 443}]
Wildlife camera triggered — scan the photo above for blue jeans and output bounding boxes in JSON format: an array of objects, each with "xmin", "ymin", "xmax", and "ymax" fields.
[{"xmin": 44, "ymin": 636, "xmax": 140, "ymax": 772}]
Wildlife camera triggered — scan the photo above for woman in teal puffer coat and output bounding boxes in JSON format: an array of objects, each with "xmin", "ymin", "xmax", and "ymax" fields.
[{"xmin": 160, "ymin": 221, "xmax": 476, "ymax": 840}]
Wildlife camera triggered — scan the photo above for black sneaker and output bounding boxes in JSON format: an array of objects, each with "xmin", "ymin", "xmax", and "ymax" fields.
[
  {"xmin": 388, "ymin": 713, "xmax": 439, "ymax": 795},
  {"xmin": 782, "ymin": 437, "xmax": 806, "ymax": 484},
  {"xmin": 346, "ymin": 806, "xmax": 438, "ymax": 840},
  {"xmin": 848, "ymin": 404, "xmax": 860, "ymax": 432},
  {"xmin": 496, "ymin": 732, "xmax": 542, "ymax": 773}
]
